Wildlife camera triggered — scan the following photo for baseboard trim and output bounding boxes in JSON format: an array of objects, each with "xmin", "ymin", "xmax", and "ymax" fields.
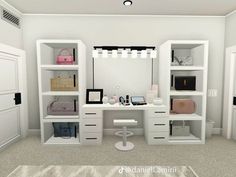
[
  {"xmin": 212, "ymin": 128, "xmax": 222, "ymax": 135},
  {"xmin": 103, "ymin": 128, "xmax": 144, "ymax": 135},
  {"xmin": 27, "ymin": 129, "xmax": 40, "ymax": 136}
]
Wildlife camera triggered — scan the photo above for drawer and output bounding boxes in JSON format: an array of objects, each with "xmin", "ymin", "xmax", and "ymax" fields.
[
  {"xmin": 82, "ymin": 118, "xmax": 103, "ymax": 132},
  {"xmin": 81, "ymin": 132, "xmax": 102, "ymax": 145},
  {"xmin": 147, "ymin": 132, "xmax": 169, "ymax": 145},
  {"xmin": 148, "ymin": 118, "xmax": 169, "ymax": 132},
  {"xmin": 147, "ymin": 108, "xmax": 168, "ymax": 118},
  {"xmin": 83, "ymin": 109, "xmax": 102, "ymax": 118}
]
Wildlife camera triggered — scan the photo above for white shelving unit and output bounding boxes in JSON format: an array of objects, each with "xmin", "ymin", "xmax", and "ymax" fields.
[
  {"xmin": 159, "ymin": 40, "xmax": 208, "ymax": 144},
  {"xmin": 37, "ymin": 39, "xmax": 86, "ymax": 145}
]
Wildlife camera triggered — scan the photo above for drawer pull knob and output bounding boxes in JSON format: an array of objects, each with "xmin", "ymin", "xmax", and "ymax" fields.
[
  {"xmin": 154, "ymin": 111, "xmax": 166, "ymax": 114},
  {"xmin": 85, "ymin": 113, "xmax": 97, "ymax": 115},
  {"xmin": 86, "ymin": 138, "xmax": 97, "ymax": 140},
  {"xmin": 85, "ymin": 124, "xmax": 96, "ymax": 127},
  {"xmin": 154, "ymin": 124, "xmax": 166, "ymax": 126},
  {"xmin": 154, "ymin": 137, "xmax": 165, "ymax": 139}
]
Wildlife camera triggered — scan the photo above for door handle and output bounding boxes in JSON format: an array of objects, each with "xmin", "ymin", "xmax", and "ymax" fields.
[{"xmin": 14, "ymin": 93, "xmax": 21, "ymax": 105}]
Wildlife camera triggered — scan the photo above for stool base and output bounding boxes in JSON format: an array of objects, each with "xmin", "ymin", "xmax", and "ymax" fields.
[{"xmin": 115, "ymin": 141, "xmax": 134, "ymax": 151}]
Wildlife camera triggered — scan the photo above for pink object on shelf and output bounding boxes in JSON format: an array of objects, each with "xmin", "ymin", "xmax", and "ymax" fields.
[
  {"xmin": 56, "ymin": 48, "xmax": 74, "ymax": 65},
  {"xmin": 172, "ymin": 99, "xmax": 196, "ymax": 114}
]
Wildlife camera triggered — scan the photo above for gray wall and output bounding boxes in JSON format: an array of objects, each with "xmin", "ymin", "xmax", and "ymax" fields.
[
  {"xmin": 22, "ymin": 15, "xmax": 225, "ymax": 129},
  {"xmin": 0, "ymin": 0, "xmax": 22, "ymax": 49},
  {"xmin": 225, "ymin": 12, "xmax": 236, "ymax": 47}
]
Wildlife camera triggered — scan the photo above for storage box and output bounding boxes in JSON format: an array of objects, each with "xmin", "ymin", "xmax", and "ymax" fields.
[
  {"xmin": 172, "ymin": 121, "xmax": 190, "ymax": 136},
  {"xmin": 51, "ymin": 75, "xmax": 78, "ymax": 91}
]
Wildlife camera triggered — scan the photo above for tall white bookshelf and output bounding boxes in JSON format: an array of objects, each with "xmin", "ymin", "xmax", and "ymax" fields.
[
  {"xmin": 37, "ymin": 40, "xmax": 86, "ymax": 145},
  {"xmin": 159, "ymin": 40, "xmax": 208, "ymax": 144}
]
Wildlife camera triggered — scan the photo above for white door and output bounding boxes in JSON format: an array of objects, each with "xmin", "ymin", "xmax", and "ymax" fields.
[{"xmin": 0, "ymin": 50, "xmax": 23, "ymax": 148}]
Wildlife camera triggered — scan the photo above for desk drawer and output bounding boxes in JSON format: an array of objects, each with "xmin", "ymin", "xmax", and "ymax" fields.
[
  {"xmin": 148, "ymin": 118, "xmax": 169, "ymax": 132},
  {"xmin": 147, "ymin": 132, "xmax": 169, "ymax": 144},
  {"xmin": 82, "ymin": 118, "xmax": 102, "ymax": 132},
  {"xmin": 147, "ymin": 109, "xmax": 168, "ymax": 118},
  {"xmin": 82, "ymin": 132, "xmax": 102, "ymax": 145},
  {"xmin": 83, "ymin": 109, "xmax": 102, "ymax": 118}
]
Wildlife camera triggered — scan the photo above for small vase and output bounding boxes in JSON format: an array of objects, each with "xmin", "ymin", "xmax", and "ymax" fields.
[{"xmin": 102, "ymin": 95, "xmax": 109, "ymax": 104}]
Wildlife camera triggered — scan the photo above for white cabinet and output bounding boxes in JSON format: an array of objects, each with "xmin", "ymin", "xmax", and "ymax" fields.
[
  {"xmin": 37, "ymin": 40, "xmax": 86, "ymax": 145},
  {"xmin": 159, "ymin": 40, "xmax": 208, "ymax": 144}
]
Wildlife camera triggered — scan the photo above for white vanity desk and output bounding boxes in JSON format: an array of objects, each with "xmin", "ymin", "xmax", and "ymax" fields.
[{"xmin": 81, "ymin": 103, "xmax": 169, "ymax": 145}]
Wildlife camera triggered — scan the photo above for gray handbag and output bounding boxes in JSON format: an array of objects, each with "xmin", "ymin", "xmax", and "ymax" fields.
[{"xmin": 47, "ymin": 99, "xmax": 78, "ymax": 115}]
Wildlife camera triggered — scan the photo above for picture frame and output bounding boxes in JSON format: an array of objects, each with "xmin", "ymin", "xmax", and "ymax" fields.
[{"xmin": 86, "ymin": 89, "xmax": 103, "ymax": 104}]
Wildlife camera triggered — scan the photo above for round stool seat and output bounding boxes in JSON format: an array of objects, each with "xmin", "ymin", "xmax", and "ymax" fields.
[{"xmin": 115, "ymin": 141, "xmax": 134, "ymax": 151}]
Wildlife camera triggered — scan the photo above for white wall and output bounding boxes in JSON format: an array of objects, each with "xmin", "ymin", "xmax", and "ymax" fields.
[
  {"xmin": 0, "ymin": 0, "xmax": 23, "ymax": 48},
  {"xmin": 225, "ymin": 12, "xmax": 236, "ymax": 47},
  {"xmin": 22, "ymin": 15, "xmax": 225, "ymax": 129}
]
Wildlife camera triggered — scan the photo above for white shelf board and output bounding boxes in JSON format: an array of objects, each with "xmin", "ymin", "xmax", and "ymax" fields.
[
  {"xmin": 45, "ymin": 115, "xmax": 79, "ymax": 119},
  {"xmin": 41, "ymin": 65, "xmax": 79, "ymax": 70},
  {"xmin": 45, "ymin": 135, "xmax": 80, "ymax": 145},
  {"xmin": 43, "ymin": 118, "xmax": 80, "ymax": 123},
  {"xmin": 42, "ymin": 91, "xmax": 79, "ymax": 96},
  {"xmin": 170, "ymin": 66, "xmax": 204, "ymax": 71},
  {"xmin": 169, "ymin": 114, "xmax": 203, "ymax": 120},
  {"xmin": 170, "ymin": 90, "xmax": 203, "ymax": 96},
  {"xmin": 168, "ymin": 134, "xmax": 201, "ymax": 144}
]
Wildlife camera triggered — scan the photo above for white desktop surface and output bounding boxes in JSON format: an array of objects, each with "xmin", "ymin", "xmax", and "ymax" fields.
[{"xmin": 83, "ymin": 103, "xmax": 166, "ymax": 110}]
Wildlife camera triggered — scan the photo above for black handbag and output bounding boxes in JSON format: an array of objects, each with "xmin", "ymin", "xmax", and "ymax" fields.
[
  {"xmin": 52, "ymin": 123, "xmax": 78, "ymax": 138},
  {"xmin": 175, "ymin": 76, "xmax": 196, "ymax": 91}
]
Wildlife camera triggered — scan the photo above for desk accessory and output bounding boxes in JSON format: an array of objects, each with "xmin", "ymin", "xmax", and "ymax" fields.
[
  {"xmin": 146, "ymin": 90, "xmax": 155, "ymax": 104},
  {"xmin": 109, "ymin": 98, "xmax": 116, "ymax": 105},
  {"xmin": 175, "ymin": 76, "xmax": 196, "ymax": 90},
  {"xmin": 86, "ymin": 89, "xmax": 103, "ymax": 104},
  {"xmin": 153, "ymin": 98, "xmax": 163, "ymax": 105},
  {"xmin": 102, "ymin": 95, "xmax": 109, "ymax": 104},
  {"xmin": 131, "ymin": 96, "xmax": 147, "ymax": 105},
  {"xmin": 56, "ymin": 48, "xmax": 74, "ymax": 65},
  {"xmin": 126, "ymin": 95, "xmax": 130, "ymax": 104},
  {"xmin": 119, "ymin": 96, "xmax": 130, "ymax": 106},
  {"xmin": 172, "ymin": 99, "xmax": 196, "ymax": 114},
  {"xmin": 51, "ymin": 75, "xmax": 77, "ymax": 91}
]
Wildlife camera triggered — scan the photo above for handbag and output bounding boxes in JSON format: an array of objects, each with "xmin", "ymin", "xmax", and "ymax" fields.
[
  {"xmin": 53, "ymin": 123, "xmax": 78, "ymax": 138},
  {"xmin": 56, "ymin": 48, "xmax": 74, "ymax": 65},
  {"xmin": 47, "ymin": 99, "xmax": 78, "ymax": 115},
  {"xmin": 172, "ymin": 99, "xmax": 196, "ymax": 114},
  {"xmin": 51, "ymin": 75, "xmax": 78, "ymax": 91}
]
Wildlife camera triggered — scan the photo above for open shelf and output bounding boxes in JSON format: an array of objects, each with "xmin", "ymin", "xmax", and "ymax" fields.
[
  {"xmin": 44, "ymin": 115, "xmax": 79, "ymax": 119},
  {"xmin": 42, "ymin": 91, "xmax": 79, "ymax": 96},
  {"xmin": 170, "ymin": 66, "xmax": 204, "ymax": 71},
  {"xmin": 45, "ymin": 135, "xmax": 80, "ymax": 145},
  {"xmin": 169, "ymin": 133, "xmax": 200, "ymax": 140},
  {"xmin": 169, "ymin": 113, "xmax": 203, "ymax": 120},
  {"xmin": 41, "ymin": 65, "xmax": 79, "ymax": 71},
  {"xmin": 170, "ymin": 90, "xmax": 203, "ymax": 96}
]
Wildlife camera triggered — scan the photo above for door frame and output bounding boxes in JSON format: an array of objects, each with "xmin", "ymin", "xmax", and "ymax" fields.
[
  {"xmin": 223, "ymin": 45, "xmax": 236, "ymax": 139},
  {"xmin": 0, "ymin": 43, "xmax": 28, "ymax": 140}
]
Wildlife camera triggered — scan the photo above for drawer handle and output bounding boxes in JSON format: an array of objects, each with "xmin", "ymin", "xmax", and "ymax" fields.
[
  {"xmin": 154, "ymin": 111, "xmax": 166, "ymax": 114},
  {"xmin": 85, "ymin": 124, "xmax": 97, "ymax": 127},
  {"xmin": 153, "ymin": 137, "xmax": 165, "ymax": 139},
  {"xmin": 154, "ymin": 124, "xmax": 166, "ymax": 126},
  {"xmin": 86, "ymin": 138, "xmax": 98, "ymax": 140},
  {"xmin": 85, "ymin": 113, "xmax": 97, "ymax": 115}
]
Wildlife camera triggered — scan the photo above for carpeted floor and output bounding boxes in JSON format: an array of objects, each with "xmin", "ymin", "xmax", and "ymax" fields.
[{"xmin": 0, "ymin": 135, "xmax": 236, "ymax": 177}]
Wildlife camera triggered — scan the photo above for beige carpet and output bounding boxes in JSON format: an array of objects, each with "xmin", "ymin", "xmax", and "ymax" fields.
[
  {"xmin": 1, "ymin": 135, "xmax": 236, "ymax": 177},
  {"xmin": 7, "ymin": 166, "xmax": 198, "ymax": 177}
]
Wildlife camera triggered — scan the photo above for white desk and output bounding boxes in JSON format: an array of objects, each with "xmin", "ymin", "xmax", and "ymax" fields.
[{"xmin": 81, "ymin": 103, "xmax": 169, "ymax": 145}]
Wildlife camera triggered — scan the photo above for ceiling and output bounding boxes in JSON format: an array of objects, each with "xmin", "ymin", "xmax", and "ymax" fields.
[{"xmin": 5, "ymin": 0, "xmax": 236, "ymax": 15}]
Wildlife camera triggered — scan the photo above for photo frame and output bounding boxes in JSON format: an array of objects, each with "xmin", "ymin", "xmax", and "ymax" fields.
[{"xmin": 86, "ymin": 89, "xmax": 103, "ymax": 104}]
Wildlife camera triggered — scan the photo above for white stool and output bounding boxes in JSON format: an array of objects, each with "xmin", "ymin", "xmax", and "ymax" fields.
[{"xmin": 113, "ymin": 119, "xmax": 138, "ymax": 151}]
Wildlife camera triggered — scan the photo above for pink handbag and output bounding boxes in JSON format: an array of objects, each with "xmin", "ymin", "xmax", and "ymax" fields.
[
  {"xmin": 56, "ymin": 48, "xmax": 74, "ymax": 65},
  {"xmin": 172, "ymin": 99, "xmax": 196, "ymax": 114}
]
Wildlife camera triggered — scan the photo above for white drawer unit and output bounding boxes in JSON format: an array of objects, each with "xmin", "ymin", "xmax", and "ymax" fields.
[
  {"xmin": 146, "ymin": 108, "xmax": 168, "ymax": 118},
  {"xmin": 148, "ymin": 118, "xmax": 169, "ymax": 132},
  {"xmin": 83, "ymin": 109, "xmax": 103, "ymax": 118},
  {"xmin": 147, "ymin": 132, "xmax": 169, "ymax": 144},
  {"xmin": 81, "ymin": 132, "xmax": 102, "ymax": 145},
  {"xmin": 82, "ymin": 118, "xmax": 103, "ymax": 133}
]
